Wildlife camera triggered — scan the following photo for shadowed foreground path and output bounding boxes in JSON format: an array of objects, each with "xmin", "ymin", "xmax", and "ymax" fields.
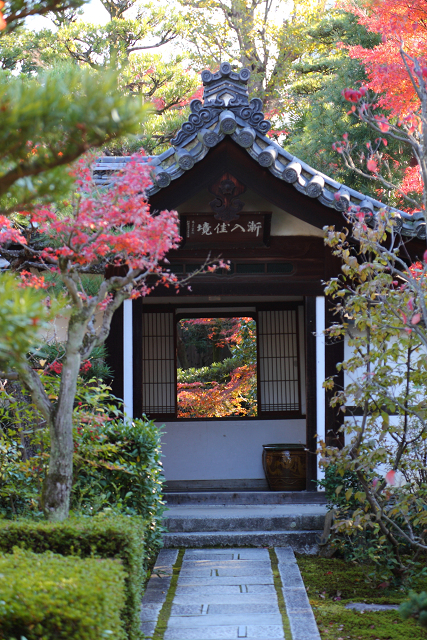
[{"xmin": 141, "ymin": 547, "xmax": 321, "ymax": 640}]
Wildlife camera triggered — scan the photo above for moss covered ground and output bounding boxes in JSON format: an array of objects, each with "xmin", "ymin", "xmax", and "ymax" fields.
[{"xmin": 296, "ymin": 556, "xmax": 427, "ymax": 640}]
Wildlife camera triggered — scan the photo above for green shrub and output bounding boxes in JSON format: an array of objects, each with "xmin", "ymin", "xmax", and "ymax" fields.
[
  {"xmin": 318, "ymin": 464, "xmax": 362, "ymax": 510},
  {"xmin": 0, "ymin": 548, "xmax": 126, "ymax": 640},
  {"xmin": 72, "ymin": 416, "xmax": 166, "ymax": 563},
  {"xmin": 318, "ymin": 466, "xmax": 424, "ymax": 578},
  {"xmin": 0, "ymin": 435, "xmax": 41, "ymax": 518},
  {"xmin": 0, "ymin": 378, "xmax": 166, "ymax": 566},
  {"xmin": 400, "ymin": 592, "xmax": 427, "ymax": 628},
  {"xmin": 0, "ymin": 515, "xmax": 145, "ymax": 640},
  {"xmin": 31, "ymin": 341, "xmax": 112, "ymax": 381},
  {"xmin": 177, "ymin": 357, "xmax": 238, "ymax": 384}
]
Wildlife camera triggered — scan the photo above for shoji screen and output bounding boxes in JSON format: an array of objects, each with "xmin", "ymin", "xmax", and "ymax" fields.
[
  {"xmin": 141, "ymin": 312, "xmax": 175, "ymax": 416},
  {"xmin": 258, "ymin": 308, "xmax": 300, "ymax": 414}
]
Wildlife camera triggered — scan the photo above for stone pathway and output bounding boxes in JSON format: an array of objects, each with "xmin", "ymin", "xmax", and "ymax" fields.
[{"xmin": 141, "ymin": 547, "xmax": 321, "ymax": 640}]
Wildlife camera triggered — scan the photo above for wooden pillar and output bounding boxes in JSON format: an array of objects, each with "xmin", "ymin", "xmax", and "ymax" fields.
[
  {"xmin": 305, "ymin": 297, "xmax": 317, "ymax": 491},
  {"xmin": 123, "ymin": 299, "xmax": 133, "ymax": 419},
  {"xmin": 132, "ymin": 298, "xmax": 143, "ymax": 419},
  {"xmin": 316, "ymin": 296, "xmax": 326, "ymax": 486}
]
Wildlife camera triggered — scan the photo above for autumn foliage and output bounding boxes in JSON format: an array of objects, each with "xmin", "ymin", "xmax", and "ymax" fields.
[
  {"xmin": 177, "ymin": 317, "xmax": 257, "ymax": 418},
  {"xmin": 0, "ymin": 153, "xmax": 183, "ymax": 521},
  {"xmin": 177, "ymin": 363, "xmax": 257, "ymax": 418},
  {"xmin": 343, "ymin": 0, "xmax": 427, "ymax": 116},
  {"xmin": 329, "ymin": 0, "xmax": 427, "ymax": 210},
  {"xmin": 1, "ymin": 154, "xmax": 181, "ymax": 296}
]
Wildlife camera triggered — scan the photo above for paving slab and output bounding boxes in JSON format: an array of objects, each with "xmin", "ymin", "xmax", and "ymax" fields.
[
  {"xmin": 282, "ymin": 588, "xmax": 312, "ymax": 613},
  {"xmin": 156, "ymin": 549, "xmax": 180, "ymax": 566},
  {"xmin": 180, "ymin": 567, "xmax": 273, "ymax": 577},
  {"xmin": 345, "ymin": 603, "xmax": 399, "ymax": 612},
  {"xmin": 141, "ymin": 545, "xmax": 322, "ymax": 640},
  {"xmin": 140, "ymin": 620, "xmax": 157, "ymax": 637},
  {"xmin": 279, "ymin": 564, "xmax": 305, "ymax": 589},
  {"xmin": 288, "ymin": 612, "xmax": 321, "ymax": 640},
  {"xmin": 140, "ymin": 603, "xmax": 163, "ymax": 621},
  {"xmin": 167, "ymin": 614, "xmax": 284, "ymax": 627},
  {"xmin": 183, "ymin": 553, "xmax": 236, "ymax": 560},
  {"xmin": 164, "ymin": 626, "xmax": 284, "ymax": 639},
  {"xmin": 182, "ymin": 554, "xmax": 271, "ymax": 569},
  {"xmin": 177, "ymin": 576, "xmax": 275, "ymax": 586},
  {"xmin": 175, "ymin": 585, "xmax": 242, "ymax": 595},
  {"xmin": 171, "ymin": 603, "xmax": 280, "ymax": 616},
  {"xmin": 246, "ymin": 584, "xmax": 277, "ymax": 594},
  {"xmin": 275, "ymin": 547, "xmax": 297, "ymax": 564},
  {"xmin": 172, "ymin": 593, "xmax": 277, "ymax": 605}
]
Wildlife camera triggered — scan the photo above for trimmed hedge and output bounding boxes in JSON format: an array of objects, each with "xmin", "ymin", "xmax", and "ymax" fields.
[
  {"xmin": 0, "ymin": 515, "xmax": 146, "ymax": 640},
  {"xmin": 0, "ymin": 548, "xmax": 126, "ymax": 640}
]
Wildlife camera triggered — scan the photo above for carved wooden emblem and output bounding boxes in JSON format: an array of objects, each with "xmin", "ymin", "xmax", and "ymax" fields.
[{"xmin": 209, "ymin": 173, "xmax": 246, "ymax": 221}]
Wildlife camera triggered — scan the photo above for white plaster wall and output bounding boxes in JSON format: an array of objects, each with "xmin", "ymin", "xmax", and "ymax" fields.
[
  {"xmin": 270, "ymin": 208, "xmax": 324, "ymax": 237},
  {"xmin": 159, "ymin": 419, "xmax": 306, "ymax": 481},
  {"xmin": 40, "ymin": 310, "xmax": 103, "ymax": 343}
]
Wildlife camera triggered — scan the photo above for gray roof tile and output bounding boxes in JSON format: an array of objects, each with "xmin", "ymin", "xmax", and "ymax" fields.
[{"xmin": 93, "ymin": 62, "xmax": 422, "ymax": 239}]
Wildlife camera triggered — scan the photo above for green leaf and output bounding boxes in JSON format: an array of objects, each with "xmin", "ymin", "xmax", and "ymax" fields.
[{"xmin": 345, "ymin": 488, "xmax": 353, "ymax": 501}]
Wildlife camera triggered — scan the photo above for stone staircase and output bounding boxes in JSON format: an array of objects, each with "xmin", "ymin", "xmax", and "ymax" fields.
[{"xmin": 162, "ymin": 491, "xmax": 327, "ymax": 553}]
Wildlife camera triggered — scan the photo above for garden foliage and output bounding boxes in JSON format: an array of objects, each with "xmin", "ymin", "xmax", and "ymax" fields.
[
  {"xmin": 400, "ymin": 591, "xmax": 427, "ymax": 629},
  {"xmin": 0, "ymin": 154, "xmax": 181, "ymax": 521},
  {"xmin": 0, "ymin": 515, "xmax": 146, "ymax": 640},
  {"xmin": 331, "ymin": 0, "xmax": 425, "ymax": 215},
  {"xmin": 0, "ymin": 375, "xmax": 165, "ymax": 563},
  {"xmin": 0, "ymin": 548, "xmax": 126, "ymax": 640},
  {"xmin": 177, "ymin": 317, "xmax": 257, "ymax": 418},
  {"xmin": 322, "ymin": 209, "xmax": 427, "ymax": 579}
]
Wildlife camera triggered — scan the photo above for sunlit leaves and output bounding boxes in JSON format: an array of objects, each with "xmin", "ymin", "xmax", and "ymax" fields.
[
  {"xmin": 322, "ymin": 207, "xmax": 427, "ymax": 574},
  {"xmin": 0, "ymin": 65, "xmax": 150, "ymax": 214}
]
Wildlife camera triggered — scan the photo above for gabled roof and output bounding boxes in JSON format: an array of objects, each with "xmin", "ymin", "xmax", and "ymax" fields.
[{"xmin": 93, "ymin": 62, "xmax": 423, "ymax": 240}]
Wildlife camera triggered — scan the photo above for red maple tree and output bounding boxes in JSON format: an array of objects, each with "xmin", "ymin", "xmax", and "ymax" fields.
[
  {"xmin": 0, "ymin": 154, "xmax": 183, "ymax": 520},
  {"xmin": 332, "ymin": 0, "xmax": 427, "ymax": 213}
]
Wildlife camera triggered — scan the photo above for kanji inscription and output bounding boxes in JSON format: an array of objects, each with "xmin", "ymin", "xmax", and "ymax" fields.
[{"xmin": 183, "ymin": 213, "xmax": 269, "ymax": 247}]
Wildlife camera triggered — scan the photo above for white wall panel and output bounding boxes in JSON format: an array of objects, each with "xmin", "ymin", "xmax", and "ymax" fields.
[{"xmin": 160, "ymin": 419, "xmax": 306, "ymax": 481}]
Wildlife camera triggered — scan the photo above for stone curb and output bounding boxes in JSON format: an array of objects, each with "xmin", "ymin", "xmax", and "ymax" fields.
[
  {"xmin": 140, "ymin": 549, "xmax": 179, "ymax": 638},
  {"xmin": 275, "ymin": 547, "xmax": 321, "ymax": 640}
]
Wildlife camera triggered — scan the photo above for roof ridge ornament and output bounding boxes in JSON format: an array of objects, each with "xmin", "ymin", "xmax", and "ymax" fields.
[{"xmin": 171, "ymin": 62, "xmax": 271, "ymax": 147}]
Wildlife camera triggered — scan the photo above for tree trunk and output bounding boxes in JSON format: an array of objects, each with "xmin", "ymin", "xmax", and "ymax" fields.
[{"xmin": 42, "ymin": 314, "xmax": 85, "ymax": 521}]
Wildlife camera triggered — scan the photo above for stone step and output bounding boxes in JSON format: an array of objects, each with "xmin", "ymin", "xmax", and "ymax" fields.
[
  {"xmin": 162, "ymin": 530, "xmax": 321, "ymax": 554},
  {"xmin": 164, "ymin": 491, "xmax": 326, "ymax": 505},
  {"xmin": 164, "ymin": 504, "xmax": 326, "ymax": 533}
]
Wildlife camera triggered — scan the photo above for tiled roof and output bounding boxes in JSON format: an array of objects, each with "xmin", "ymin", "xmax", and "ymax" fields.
[{"xmin": 93, "ymin": 62, "xmax": 424, "ymax": 240}]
